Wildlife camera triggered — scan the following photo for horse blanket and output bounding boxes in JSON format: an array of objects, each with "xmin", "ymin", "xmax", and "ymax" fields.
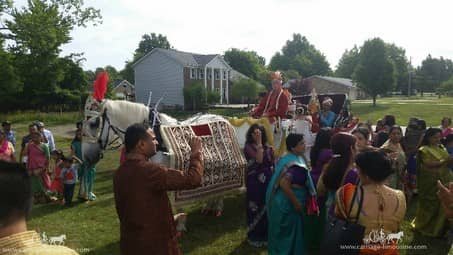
[{"xmin": 160, "ymin": 120, "xmax": 246, "ymax": 204}]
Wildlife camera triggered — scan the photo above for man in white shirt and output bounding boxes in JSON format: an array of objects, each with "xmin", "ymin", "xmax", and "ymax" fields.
[{"xmin": 35, "ymin": 121, "xmax": 56, "ymax": 152}]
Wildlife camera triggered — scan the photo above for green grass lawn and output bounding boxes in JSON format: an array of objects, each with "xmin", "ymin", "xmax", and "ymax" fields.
[
  {"xmin": 4, "ymin": 96, "xmax": 453, "ymax": 255},
  {"xmin": 351, "ymin": 95, "xmax": 453, "ymax": 126}
]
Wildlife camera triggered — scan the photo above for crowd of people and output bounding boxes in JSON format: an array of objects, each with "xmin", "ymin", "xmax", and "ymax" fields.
[
  {"xmin": 1, "ymin": 70, "xmax": 453, "ymax": 254},
  {"xmin": 0, "ymin": 120, "xmax": 96, "ymax": 206},
  {"xmin": 109, "ymin": 113, "xmax": 453, "ymax": 254}
]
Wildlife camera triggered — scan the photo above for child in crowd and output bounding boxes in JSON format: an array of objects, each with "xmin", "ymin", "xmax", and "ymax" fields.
[
  {"xmin": 49, "ymin": 150, "xmax": 64, "ymax": 204},
  {"xmin": 61, "ymin": 157, "xmax": 78, "ymax": 206}
]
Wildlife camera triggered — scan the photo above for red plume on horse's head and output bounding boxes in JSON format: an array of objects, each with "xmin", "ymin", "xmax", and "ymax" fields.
[{"xmin": 93, "ymin": 71, "xmax": 109, "ymax": 101}]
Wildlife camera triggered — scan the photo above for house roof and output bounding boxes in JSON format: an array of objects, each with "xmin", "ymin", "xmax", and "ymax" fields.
[
  {"xmin": 193, "ymin": 54, "xmax": 218, "ymax": 66},
  {"xmin": 230, "ymin": 69, "xmax": 266, "ymax": 88},
  {"xmin": 230, "ymin": 69, "xmax": 248, "ymax": 81},
  {"xmin": 133, "ymin": 48, "xmax": 220, "ymax": 68},
  {"xmin": 308, "ymin": 75, "xmax": 355, "ymax": 88},
  {"xmin": 113, "ymin": 80, "xmax": 134, "ymax": 90}
]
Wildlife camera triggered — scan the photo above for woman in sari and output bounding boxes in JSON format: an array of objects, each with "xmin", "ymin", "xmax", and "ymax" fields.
[
  {"xmin": 413, "ymin": 128, "xmax": 453, "ymax": 237},
  {"xmin": 380, "ymin": 126, "xmax": 406, "ymax": 191},
  {"xmin": 0, "ymin": 130, "xmax": 16, "ymax": 162},
  {"xmin": 310, "ymin": 127, "xmax": 332, "ymax": 186},
  {"xmin": 352, "ymin": 127, "xmax": 372, "ymax": 153},
  {"xmin": 318, "ymin": 132, "xmax": 359, "ymax": 218},
  {"xmin": 71, "ymin": 129, "xmax": 82, "ymax": 177},
  {"xmin": 266, "ymin": 133, "xmax": 319, "ymax": 255},
  {"xmin": 244, "ymin": 124, "xmax": 274, "ymax": 247},
  {"xmin": 71, "ymin": 129, "xmax": 97, "ymax": 201},
  {"xmin": 25, "ymin": 132, "xmax": 51, "ymax": 203},
  {"xmin": 307, "ymin": 127, "xmax": 332, "ymax": 251},
  {"xmin": 335, "ymin": 150, "xmax": 406, "ymax": 255}
]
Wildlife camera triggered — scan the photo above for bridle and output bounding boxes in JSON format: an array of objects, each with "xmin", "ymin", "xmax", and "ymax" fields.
[
  {"xmin": 83, "ymin": 95, "xmax": 165, "ymax": 160},
  {"xmin": 95, "ymin": 106, "xmax": 162, "ymax": 152},
  {"xmin": 98, "ymin": 109, "xmax": 126, "ymax": 151}
]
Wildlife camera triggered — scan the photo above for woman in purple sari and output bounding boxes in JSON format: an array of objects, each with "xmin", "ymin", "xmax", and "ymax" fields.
[
  {"xmin": 305, "ymin": 127, "xmax": 332, "ymax": 251},
  {"xmin": 244, "ymin": 124, "xmax": 274, "ymax": 247},
  {"xmin": 310, "ymin": 127, "xmax": 333, "ymax": 185},
  {"xmin": 318, "ymin": 132, "xmax": 359, "ymax": 218}
]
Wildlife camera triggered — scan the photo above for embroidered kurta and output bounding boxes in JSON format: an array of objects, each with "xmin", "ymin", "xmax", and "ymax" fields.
[
  {"xmin": 252, "ymin": 89, "xmax": 289, "ymax": 122},
  {"xmin": 114, "ymin": 152, "xmax": 203, "ymax": 255}
]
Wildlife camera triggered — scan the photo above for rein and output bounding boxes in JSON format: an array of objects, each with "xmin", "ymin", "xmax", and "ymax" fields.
[{"xmin": 98, "ymin": 110, "xmax": 126, "ymax": 151}]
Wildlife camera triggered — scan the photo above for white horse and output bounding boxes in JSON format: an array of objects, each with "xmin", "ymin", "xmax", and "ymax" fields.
[
  {"xmin": 82, "ymin": 96, "xmax": 229, "ymax": 167},
  {"xmin": 82, "ymin": 97, "xmax": 246, "ymax": 204},
  {"xmin": 49, "ymin": 234, "xmax": 66, "ymax": 245},
  {"xmin": 386, "ymin": 231, "xmax": 404, "ymax": 244}
]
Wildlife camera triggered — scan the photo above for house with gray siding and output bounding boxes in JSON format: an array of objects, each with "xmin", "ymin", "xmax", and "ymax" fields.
[{"xmin": 133, "ymin": 48, "xmax": 236, "ymax": 108}]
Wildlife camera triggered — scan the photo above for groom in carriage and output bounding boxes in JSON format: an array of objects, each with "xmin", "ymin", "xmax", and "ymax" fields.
[{"xmin": 250, "ymin": 71, "xmax": 290, "ymax": 123}]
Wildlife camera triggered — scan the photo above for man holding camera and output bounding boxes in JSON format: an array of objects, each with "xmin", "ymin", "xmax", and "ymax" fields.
[{"xmin": 114, "ymin": 123, "xmax": 204, "ymax": 255}]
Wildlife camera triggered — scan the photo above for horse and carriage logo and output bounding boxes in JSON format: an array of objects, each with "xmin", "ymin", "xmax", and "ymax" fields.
[
  {"xmin": 363, "ymin": 228, "xmax": 404, "ymax": 246},
  {"xmin": 38, "ymin": 232, "xmax": 67, "ymax": 246}
]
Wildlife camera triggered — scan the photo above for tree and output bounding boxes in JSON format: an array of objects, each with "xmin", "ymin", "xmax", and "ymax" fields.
[
  {"xmin": 438, "ymin": 77, "xmax": 453, "ymax": 96},
  {"xmin": 231, "ymin": 78, "xmax": 261, "ymax": 106},
  {"xmin": 283, "ymin": 69, "xmax": 301, "ymax": 80},
  {"xmin": 121, "ymin": 33, "xmax": 172, "ymax": 83},
  {"xmin": 269, "ymin": 34, "xmax": 331, "ymax": 77},
  {"xmin": 335, "ymin": 46, "xmax": 360, "ymax": 78},
  {"xmin": 353, "ymin": 38, "xmax": 395, "ymax": 106},
  {"xmin": 133, "ymin": 33, "xmax": 172, "ymax": 60},
  {"xmin": 183, "ymin": 82, "xmax": 206, "ymax": 110},
  {"xmin": 58, "ymin": 57, "xmax": 88, "ymax": 92},
  {"xmin": 223, "ymin": 48, "xmax": 265, "ymax": 80},
  {"xmin": 0, "ymin": 49, "xmax": 22, "ymax": 111},
  {"xmin": 1, "ymin": 0, "xmax": 101, "ymax": 109},
  {"xmin": 336, "ymin": 43, "xmax": 410, "ymax": 95},
  {"xmin": 385, "ymin": 43, "xmax": 410, "ymax": 94},
  {"xmin": 414, "ymin": 55, "xmax": 453, "ymax": 96}
]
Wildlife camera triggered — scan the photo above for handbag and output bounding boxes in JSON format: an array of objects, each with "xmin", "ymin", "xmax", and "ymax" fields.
[{"xmin": 319, "ymin": 183, "xmax": 365, "ymax": 255}]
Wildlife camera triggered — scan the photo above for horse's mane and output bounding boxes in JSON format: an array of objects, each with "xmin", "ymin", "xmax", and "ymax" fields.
[{"xmin": 104, "ymin": 100, "xmax": 149, "ymax": 129}]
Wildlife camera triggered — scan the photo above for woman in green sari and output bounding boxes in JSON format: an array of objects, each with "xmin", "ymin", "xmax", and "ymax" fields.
[
  {"xmin": 266, "ymin": 133, "xmax": 319, "ymax": 255},
  {"xmin": 413, "ymin": 128, "xmax": 453, "ymax": 237},
  {"xmin": 72, "ymin": 129, "xmax": 97, "ymax": 201}
]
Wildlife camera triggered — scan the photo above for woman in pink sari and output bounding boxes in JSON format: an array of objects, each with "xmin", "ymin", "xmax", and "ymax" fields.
[
  {"xmin": 0, "ymin": 130, "xmax": 16, "ymax": 162},
  {"xmin": 25, "ymin": 132, "xmax": 51, "ymax": 203}
]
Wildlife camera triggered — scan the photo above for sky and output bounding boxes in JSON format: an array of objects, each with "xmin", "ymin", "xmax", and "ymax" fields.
[{"xmin": 25, "ymin": 0, "xmax": 453, "ymax": 71}]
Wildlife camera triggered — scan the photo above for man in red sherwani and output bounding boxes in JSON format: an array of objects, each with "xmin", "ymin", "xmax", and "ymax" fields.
[
  {"xmin": 114, "ymin": 123, "xmax": 203, "ymax": 255},
  {"xmin": 250, "ymin": 72, "xmax": 290, "ymax": 123}
]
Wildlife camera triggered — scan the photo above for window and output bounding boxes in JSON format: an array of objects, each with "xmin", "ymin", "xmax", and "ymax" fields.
[
  {"xmin": 198, "ymin": 69, "xmax": 204, "ymax": 79},
  {"xmin": 207, "ymin": 69, "xmax": 212, "ymax": 80},
  {"xmin": 190, "ymin": 68, "xmax": 197, "ymax": 79},
  {"xmin": 215, "ymin": 70, "xmax": 220, "ymax": 80},
  {"xmin": 223, "ymin": 71, "xmax": 228, "ymax": 80}
]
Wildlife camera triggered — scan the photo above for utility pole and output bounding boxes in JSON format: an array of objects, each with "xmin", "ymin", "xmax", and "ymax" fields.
[{"xmin": 408, "ymin": 57, "xmax": 412, "ymax": 97}]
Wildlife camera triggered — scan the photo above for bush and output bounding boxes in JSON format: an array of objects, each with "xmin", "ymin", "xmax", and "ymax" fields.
[
  {"xmin": 183, "ymin": 82, "xmax": 206, "ymax": 110},
  {"xmin": 231, "ymin": 78, "xmax": 262, "ymax": 105},
  {"xmin": 438, "ymin": 77, "xmax": 453, "ymax": 96},
  {"xmin": 207, "ymin": 91, "xmax": 220, "ymax": 105}
]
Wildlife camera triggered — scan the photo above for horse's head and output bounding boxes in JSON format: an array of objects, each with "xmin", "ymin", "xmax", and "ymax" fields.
[
  {"xmin": 82, "ymin": 97, "xmax": 111, "ymax": 167},
  {"xmin": 82, "ymin": 97, "xmax": 160, "ymax": 166}
]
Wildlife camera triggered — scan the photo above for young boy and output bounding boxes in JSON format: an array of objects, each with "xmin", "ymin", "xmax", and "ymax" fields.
[{"xmin": 60, "ymin": 157, "xmax": 78, "ymax": 206}]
